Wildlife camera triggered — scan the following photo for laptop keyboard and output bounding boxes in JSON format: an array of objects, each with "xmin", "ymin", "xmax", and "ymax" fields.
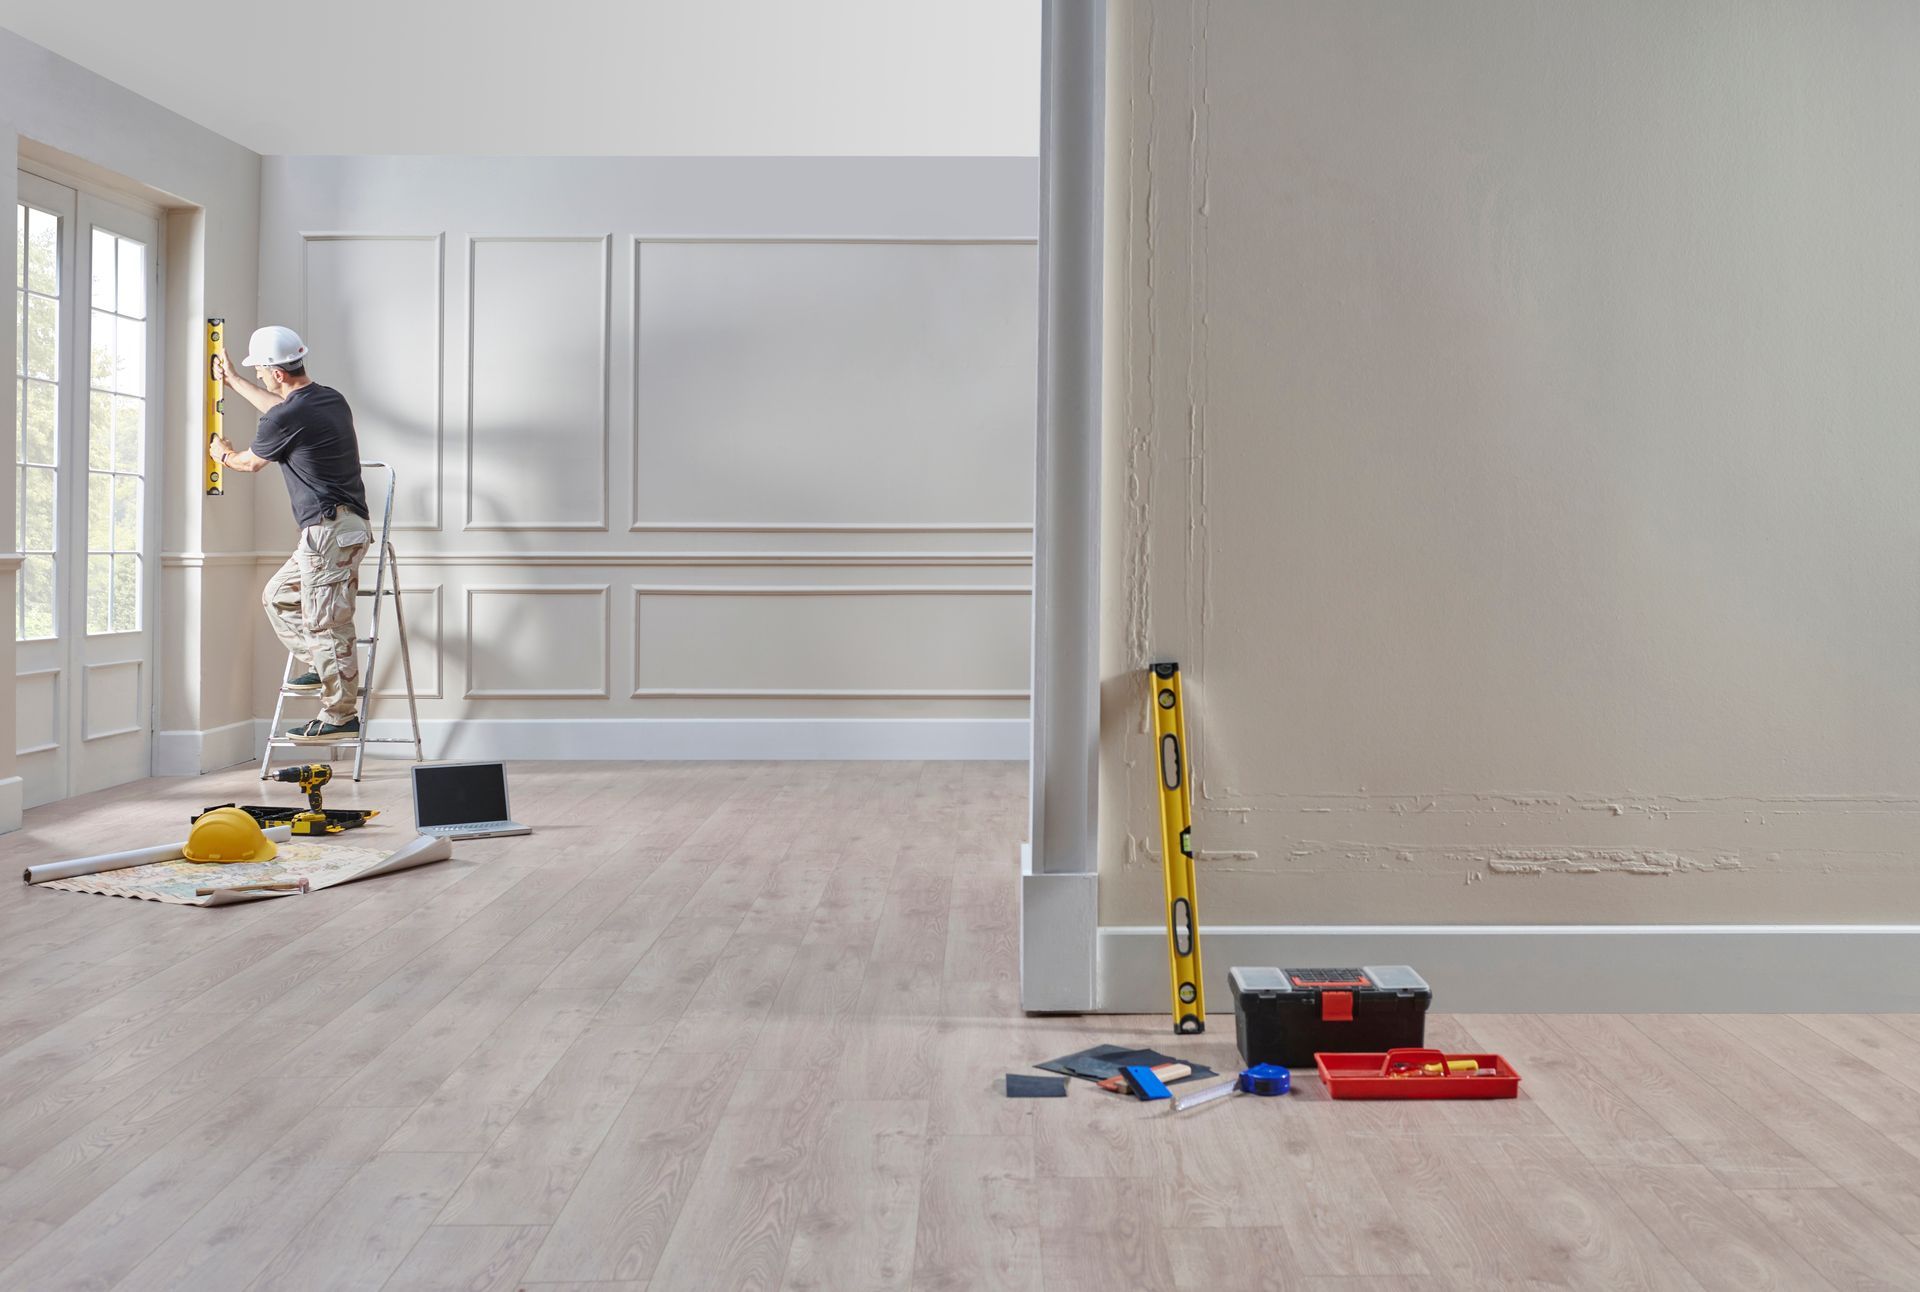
[{"xmin": 423, "ymin": 821, "xmax": 517, "ymax": 834}]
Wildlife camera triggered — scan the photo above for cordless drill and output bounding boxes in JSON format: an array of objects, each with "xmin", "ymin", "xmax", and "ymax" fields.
[
  {"xmin": 270, "ymin": 763, "xmax": 344, "ymax": 834},
  {"xmin": 272, "ymin": 762, "xmax": 333, "ymax": 813}
]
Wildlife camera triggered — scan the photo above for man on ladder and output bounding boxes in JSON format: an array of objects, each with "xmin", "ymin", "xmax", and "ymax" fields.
[{"xmin": 210, "ymin": 325, "xmax": 370, "ymax": 744}]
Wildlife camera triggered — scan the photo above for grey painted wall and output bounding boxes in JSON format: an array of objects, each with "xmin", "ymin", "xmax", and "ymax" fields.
[
  {"xmin": 254, "ymin": 156, "xmax": 1039, "ymax": 751},
  {"xmin": 1102, "ymin": 1, "xmax": 1920, "ymax": 924}
]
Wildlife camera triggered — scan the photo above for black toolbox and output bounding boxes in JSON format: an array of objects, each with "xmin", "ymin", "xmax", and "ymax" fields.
[{"xmin": 1229, "ymin": 965, "xmax": 1432, "ymax": 1068}]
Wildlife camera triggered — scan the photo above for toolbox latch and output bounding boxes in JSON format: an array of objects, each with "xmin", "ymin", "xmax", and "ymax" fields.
[{"xmin": 1322, "ymin": 991, "xmax": 1353, "ymax": 1022}]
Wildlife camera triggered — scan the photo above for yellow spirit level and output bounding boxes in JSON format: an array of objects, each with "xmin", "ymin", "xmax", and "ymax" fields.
[
  {"xmin": 205, "ymin": 318, "xmax": 224, "ymax": 496},
  {"xmin": 1150, "ymin": 661, "xmax": 1205, "ymax": 1034}
]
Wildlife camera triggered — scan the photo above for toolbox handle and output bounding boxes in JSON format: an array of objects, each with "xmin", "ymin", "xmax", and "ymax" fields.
[{"xmin": 1379, "ymin": 1048, "xmax": 1458, "ymax": 1077}]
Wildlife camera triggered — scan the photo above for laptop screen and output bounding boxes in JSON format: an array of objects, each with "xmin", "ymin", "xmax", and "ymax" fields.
[{"xmin": 413, "ymin": 762, "xmax": 510, "ymax": 828}]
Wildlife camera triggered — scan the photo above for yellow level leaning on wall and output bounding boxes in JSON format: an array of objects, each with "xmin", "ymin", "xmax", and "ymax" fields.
[
  {"xmin": 1151, "ymin": 660, "xmax": 1205, "ymax": 1034},
  {"xmin": 205, "ymin": 318, "xmax": 224, "ymax": 496}
]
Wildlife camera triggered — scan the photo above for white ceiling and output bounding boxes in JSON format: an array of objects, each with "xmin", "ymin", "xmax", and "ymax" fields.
[{"xmin": 0, "ymin": 0, "xmax": 1039, "ymax": 156}]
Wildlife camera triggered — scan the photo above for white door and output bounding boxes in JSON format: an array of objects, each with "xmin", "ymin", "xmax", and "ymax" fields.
[{"xmin": 14, "ymin": 173, "xmax": 161, "ymax": 807}]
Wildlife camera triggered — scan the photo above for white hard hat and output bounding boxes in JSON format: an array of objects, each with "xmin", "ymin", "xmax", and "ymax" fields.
[{"xmin": 240, "ymin": 325, "xmax": 309, "ymax": 368}]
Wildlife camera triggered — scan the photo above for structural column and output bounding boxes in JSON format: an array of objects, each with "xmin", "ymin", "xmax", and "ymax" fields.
[{"xmin": 1022, "ymin": 0, "xmax": 1105, "ymax": 1011}]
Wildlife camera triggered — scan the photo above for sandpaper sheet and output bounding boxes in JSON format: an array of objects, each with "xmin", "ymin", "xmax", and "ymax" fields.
[{"xmin": 1037, "ymin": 1043, "xmax": 1216, "ymax": 1085}]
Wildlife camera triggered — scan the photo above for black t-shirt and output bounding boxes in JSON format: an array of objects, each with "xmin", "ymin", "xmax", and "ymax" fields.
[{"xmin": 249, "ymin": 383, "xmax": 370, "ymax": 527}]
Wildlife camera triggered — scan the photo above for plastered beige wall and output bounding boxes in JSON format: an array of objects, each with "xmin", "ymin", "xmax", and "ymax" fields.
[{"xmin": 1101, "ymin": 0, "xmax": 1920, "ymax": 925}]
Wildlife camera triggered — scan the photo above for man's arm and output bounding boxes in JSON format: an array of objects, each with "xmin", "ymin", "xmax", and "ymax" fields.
[
  {"xmin": 209, "ymin": 436, "xmax": 270, "ymax": 473},
  {"xmin": 212, "ymin": 350, "xmax": 284, "ymax": 417}
]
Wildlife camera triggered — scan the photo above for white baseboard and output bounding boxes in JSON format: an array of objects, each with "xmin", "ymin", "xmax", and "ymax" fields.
[
  {"xmin": 152, "ymin": 719, "xmax": 260, "ymax": 776},
  {"xmin": 0, "ymin": 775, "xmax": 21, "ymax": 834},
  {"xmin": 248, "ymin": 716, "xmax": 1029, "ymax": 762},
  {"xmin": 1098, "ymin": 924, "xmax": 1920, "ymax": 1013}
]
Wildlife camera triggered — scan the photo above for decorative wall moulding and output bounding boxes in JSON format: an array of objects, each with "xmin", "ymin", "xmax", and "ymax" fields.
[
  {"xmin": 623, "ymin": 522, "xmax": 1036, "ymax": 534},
  {"xmin": 160, "ymin": 552, "xmax": 268, "ymax": 568},
  {"xmin": 630, "ymin": 583, "xmax": 1033, "ymax": 699},
  {"xmin": 369, "ymin": 585, "xmax": 444, "ymax": 700},
  {"xmin": 241, "ymin": 549, "xmax": 1035, "ymax": 568},
  {"xmin": 463, "ymin": 583, "xmax": 611, "ymax": 699},
  {"xmin": 301, "ymin": 232, "xmax": 447, "ymax": 531},
  {"xmin": 464, "ymin": 234, "xmax": 612, "ymax": 533},
  {"xmin": 324, "ymin": 715, "xmax": 1033, "ymax": 761},
  {"xmin": 629, "ymin": 236, "xmax": 1038, "ymax": 535}
]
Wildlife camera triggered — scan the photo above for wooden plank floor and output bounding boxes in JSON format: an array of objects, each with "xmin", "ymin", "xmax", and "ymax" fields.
[{"xmin": 2, "ymin": 760, "xmax": 1919, "ymax": 1290}]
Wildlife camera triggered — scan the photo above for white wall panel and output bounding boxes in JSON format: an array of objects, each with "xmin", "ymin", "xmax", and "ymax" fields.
[
  {"xmin": 81, "ymin": 660, "xmax": 143, "ymax": 741},
  {"xmin": 369, "ymin": 585, "xmax": 442, "ymax": 699},
  {"xmin": 303, "ymin": 234, "xmax": 444, "ymax": 530},
  {"xmin": 632, "ymin": 586, "xmax": 1031, "ymax": 698},
  {"xmin": 466, "ymin": 236, "xmax": 609, "ymax": 532},
  {"xmin": 466, "ymin": 585, "xmax": 609, "ymax": 698},
  {"xmin": 632, "ymin": 239, "xmax": 1036, "ymax": 530},
  {"xmin": 15, "ymin": 669, "xmax": 60, "ymax": 755}
]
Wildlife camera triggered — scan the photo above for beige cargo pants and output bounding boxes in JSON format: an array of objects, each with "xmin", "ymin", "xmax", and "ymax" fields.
[{"xmin": 263, "ymin": 509, "xmax": 372, "ymax": 725}]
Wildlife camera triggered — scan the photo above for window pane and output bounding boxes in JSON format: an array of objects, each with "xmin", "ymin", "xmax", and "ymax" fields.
[
  {"xmin": 89, "ymin": 391, "xmax": 113, "ymax": 468},
  {"xmin": 26, "ymin": 293, "xmax": 57, "ymax": 380},
  {"xmin": 19, "ymin": 553, "xmax": 54, "ymax": 640},
  {"xmin": 14, "ymin": 206, "xmax": 23, "ymax": 290},
  {"xmin": 117, "ymin": 238, "xmax": 146, "ymax": 319},
  {"xmin": 90, "ymin": 307, "xmax": 114, "ymax": 388},
  {"xmin": 111, "ymin": 554, "xmax": 139, "ymax": 632},
  {"xmin": 22, "ymin": 464, "xmax": 56, "ymax": 551},
  {"xmin": 88, "ymin": 470, "xmax": 111, "ymax": 551},
  {"xmin": 113, "ymin": 474, "xmax": 140, "ymax": 551},
  {"xmin": 23, "ymin": 379, "xmax": 58, "ymax": 465},
  {"xmin": 86, "ymin": 554, "xmax": 111, "ymax": 634},
  {"xmin": 113, "ymin": 396, "xmax": 143, "ymax": 473},
  {"xmin": 27, "ymin": 207, "xmax": 57, "ymax": 296},
  {"xmin": 115, "ymin": 317, "xmax": 145, "ymax": 396},
  {"xmin": 91, "ymin": 228, "xmax": 115, "ymax": 311}
]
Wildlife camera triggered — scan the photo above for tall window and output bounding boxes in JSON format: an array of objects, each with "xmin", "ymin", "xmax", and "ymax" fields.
[
  {"xmin": 86, "ymin": 227, "xmax": 145, "ymax": 634},
  {"xmin": 15, "ymin": 202, "xmax": 59, "ymax": 641}
]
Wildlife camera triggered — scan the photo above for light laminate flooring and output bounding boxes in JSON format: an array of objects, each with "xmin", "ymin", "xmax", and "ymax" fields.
[{"xmin": 2, "ymin": 760, "xmax": 1919, "ymax": 1290}]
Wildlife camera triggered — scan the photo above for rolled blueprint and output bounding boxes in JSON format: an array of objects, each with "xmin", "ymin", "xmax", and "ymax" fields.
[{"xmin": 23, "ymin": 825, "xmax": 295, "ymax": 885}]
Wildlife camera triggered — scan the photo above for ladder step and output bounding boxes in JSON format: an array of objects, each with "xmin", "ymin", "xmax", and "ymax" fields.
[{"xmin": 353, "ymin": 588, "xmax": 401, "ymax": 596}]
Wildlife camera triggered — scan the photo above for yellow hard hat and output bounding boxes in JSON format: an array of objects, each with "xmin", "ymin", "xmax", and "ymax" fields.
[{"xmin": 184, "ymin": 807, "xmax": 279, "ymax": 864}]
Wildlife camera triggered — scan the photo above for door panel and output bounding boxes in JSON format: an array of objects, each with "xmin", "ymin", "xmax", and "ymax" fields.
[
  {"xmin": 13, "ymin": 174, "xmax": 159, "ymax": 806},
  {"xmin": 69, "ymin": 193, "xmax": 159, "ymax": 796},
  {"xmin": 14, "ymin": 173, "xmax": 75, "ymax": 806}
]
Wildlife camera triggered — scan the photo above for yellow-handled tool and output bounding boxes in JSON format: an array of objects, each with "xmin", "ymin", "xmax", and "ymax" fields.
[
  {"xmin": 205, "ymin": 318, "xmax": 224, "ymax": 496},
  {"xmin": 1150, "ymin": 661, "xmax": 1205, "ymax": 1034}
]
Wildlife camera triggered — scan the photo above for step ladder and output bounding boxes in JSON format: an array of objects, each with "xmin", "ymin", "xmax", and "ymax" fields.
[{"xmin": 259, "ymin": 460, "xmax": 425, "ymax": 782}]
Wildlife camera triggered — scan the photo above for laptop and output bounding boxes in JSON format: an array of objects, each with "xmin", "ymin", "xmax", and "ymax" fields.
[{"xmin": 411, "ymin": 761, "xmax": 531, "ymax": 840}]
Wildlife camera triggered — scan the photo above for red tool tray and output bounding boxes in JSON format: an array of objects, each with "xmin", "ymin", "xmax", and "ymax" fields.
[{"xmin": 1315, "ymin": 1048, "xmax": 1522, "ymax": 1100}]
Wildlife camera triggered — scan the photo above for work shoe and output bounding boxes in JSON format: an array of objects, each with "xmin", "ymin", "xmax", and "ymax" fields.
[
  {"xmin": 285, "ymin": 672, "xmax": 322, "ymax": 692},
  {"xmin": 287, "ymin": 718, "xmax": 360, "ymax": 744}
]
